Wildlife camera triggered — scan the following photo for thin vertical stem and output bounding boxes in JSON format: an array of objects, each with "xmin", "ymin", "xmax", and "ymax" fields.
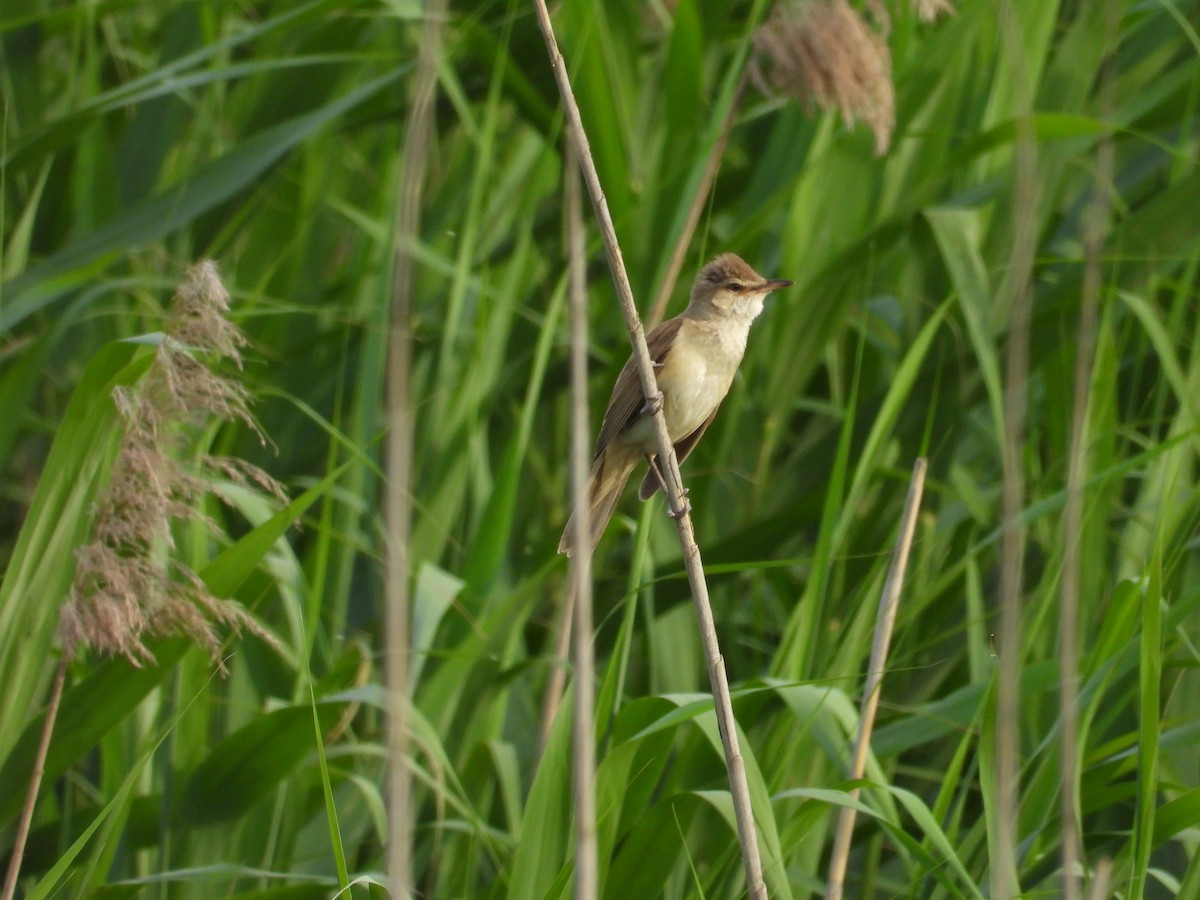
[
  {"xmin": 384, "ymin": 170, "xmax": 415, "ymax": 900},
  {"xmin": 826, "ymin": 459, "xmax": 927, "ymax": 900},
  {"xmin": 1061, "ymin": 9, "xmax": 1117, "ymax": 896},
  {"xmin": 386, "ymin": 3, "xmax": 446, "ymax": 897},
  {"xmin": 1086, "ymin": 858, "xmax": 1112, "ymax": 900},
  {"xmin": 995, "ymin": 3, "xmax": 1039, "ymax": 896},
  {"xmin": 565, "ymin": 156, "xmax": 598, "ymax": 900}
]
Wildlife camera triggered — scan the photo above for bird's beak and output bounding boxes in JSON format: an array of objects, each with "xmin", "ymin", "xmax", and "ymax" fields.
[{"xmin": 760, "ymin": 278, "xmax": 793, "ymax": 292}]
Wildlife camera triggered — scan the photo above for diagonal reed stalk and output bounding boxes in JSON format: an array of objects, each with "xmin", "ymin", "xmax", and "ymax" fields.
[
  {"xmin": 825, "ymin": 458, "xmax": 927, "ymax": 900},
  {"xmin": 1, "ymin": 660, "xmax": 66, "ymax": 900},
  {"xmin": 539, "ymin": 580, "xmax": 574, "ymax": 751},
  {"xmin": 530, "ymin": 3, "xmax": 767, "ymax": 896},
  {"xmin": 646, "ymin": 72, "xmax": 749, "ymax": 330}
]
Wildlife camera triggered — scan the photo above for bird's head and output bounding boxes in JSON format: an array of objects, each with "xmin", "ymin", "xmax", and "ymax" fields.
[{"xmin": 689, "ymin": 253, "xmax": 792, "ymax": 320}]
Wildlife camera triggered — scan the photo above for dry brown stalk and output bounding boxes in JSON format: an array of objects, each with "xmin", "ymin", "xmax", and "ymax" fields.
[
  {"xmin": 1060, "ymin": 7, "xmax": 1117, "ymax": 897},
  {"xmin": 1, "ymin": 660, "xmax": 66, "ymax": 900},
  {"xmin": 994, "ymin": 2, "xmax": 1040, "ymax": 895},
  {"xmin": 825, "ymin": 458, "xmax": 927, "ymax": 900},
  {"xmin": 385, "ymin": 1, "xmax": 447, "ymax": 896},
  {"xmin": 539, "ymin": 584, "xmax": 575, "ymax": 750},
  {"xmin": 565, "ymin": 155, "xmax": 599, "ymax": 900},
  {"xmin": 1086, "ymin": 858, "xmax": 1112, "ymax": 900},
  {"xmin": 539, "ymin": 582, "xmax": 574, "ymax": 750},
  {"xmin": 530, "ymin": 2, "xmax": 768, "ymax": 896}
]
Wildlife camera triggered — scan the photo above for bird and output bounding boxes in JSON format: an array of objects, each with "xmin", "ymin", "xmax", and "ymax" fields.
[{"xmin": 558, "ymin": 252, "xmax": 792, "ymax": 555}]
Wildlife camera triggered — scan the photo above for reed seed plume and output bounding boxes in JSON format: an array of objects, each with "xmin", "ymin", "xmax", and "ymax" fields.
[
  {"xmin": 60, "ymin": 262, "xmax": 283, "ymax": 670},
  {"xmin": 755, "ymin": 0, "xmax": 895, "ymax": 155},
  {"xmin": 912, "ymin": 0, "xmax": 955, "ymax": 22}
]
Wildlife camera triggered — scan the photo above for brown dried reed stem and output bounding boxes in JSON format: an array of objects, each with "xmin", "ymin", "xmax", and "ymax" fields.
[
  {"xmin": 530, "ymin": 3, "xmax": 768, "ymax": 897},
  {"xmin": 1086, "ymin": 858, "xmax": 1112, "ymax": 900},
  {"xmin": 995, "ymin": 2, "xmax": 1040, "ymax": 895},
  {"xmin": 1060, "ymin": 7, "xmax": 1117, "ymax": 896},
  {"xmin": 565, "ymin": 155, "xmax": 599, "ymax": 900},
  {"xmin": 1, "ymin": 660, "xmax": 66, "ymax": 900},
  {"xmin": 539, "ymin": 582, "xmax": 574, "ymax": 750},
  {"xmin": 825, "ymin": 458, "xmax": 927, "ymax": 900},
  {"xmin": 385, "ymin": 1, "xmax": 447, "ymax": 897}
]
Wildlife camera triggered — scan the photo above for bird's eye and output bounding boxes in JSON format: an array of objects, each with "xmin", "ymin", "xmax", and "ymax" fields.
[{"xmin": 727, "ymin": 281, "xmax": 744, "ymax": 292}]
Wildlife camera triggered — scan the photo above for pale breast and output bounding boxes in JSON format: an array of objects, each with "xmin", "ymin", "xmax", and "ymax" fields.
[{"xmin": 656, "ymin": 326, "xmax": 742, "ymax": 441}]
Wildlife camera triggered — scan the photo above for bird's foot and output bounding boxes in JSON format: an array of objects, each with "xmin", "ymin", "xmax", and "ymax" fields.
[
  {"xmin": 640, "ymin": 391, "xmax": 664, "ymax": 417},
  {"xmin": 667, "ymin": 491, "xmax": 692, "ymax": 519}
]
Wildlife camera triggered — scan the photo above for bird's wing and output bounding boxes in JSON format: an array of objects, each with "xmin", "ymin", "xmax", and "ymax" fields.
[
  {"xmin": 593, "ymin": 316, "xmax": 685, "ymax": 459},
  {"xmin": 637, "ymin": 405, "xmax": 719, "ymax": 500}
]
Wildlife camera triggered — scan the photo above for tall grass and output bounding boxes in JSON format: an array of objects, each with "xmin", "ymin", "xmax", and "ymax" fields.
[{"xmin": 2, "ymin": 1, "xmax": 1199, "ymax": 897}]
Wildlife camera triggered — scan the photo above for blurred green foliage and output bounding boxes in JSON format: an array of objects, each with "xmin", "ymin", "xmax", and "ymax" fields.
[{"xmin": 2, "ymin": 0, "xmax": 1199, "ymax": 896}]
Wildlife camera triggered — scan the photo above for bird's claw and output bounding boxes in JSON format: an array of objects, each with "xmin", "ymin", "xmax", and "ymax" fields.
[
  {"xmin": 667, "ymin": 492, "xmax": 692, "ymax": 519},
  {"xmin": 640, "ymin": 391, "xmax": 664, "ymax": 417}
]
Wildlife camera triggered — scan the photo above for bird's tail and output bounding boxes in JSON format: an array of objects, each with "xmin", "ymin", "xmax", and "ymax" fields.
[{"xmin": 557, "ymin": 449, "xmax": 638, "ymax": 556}]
